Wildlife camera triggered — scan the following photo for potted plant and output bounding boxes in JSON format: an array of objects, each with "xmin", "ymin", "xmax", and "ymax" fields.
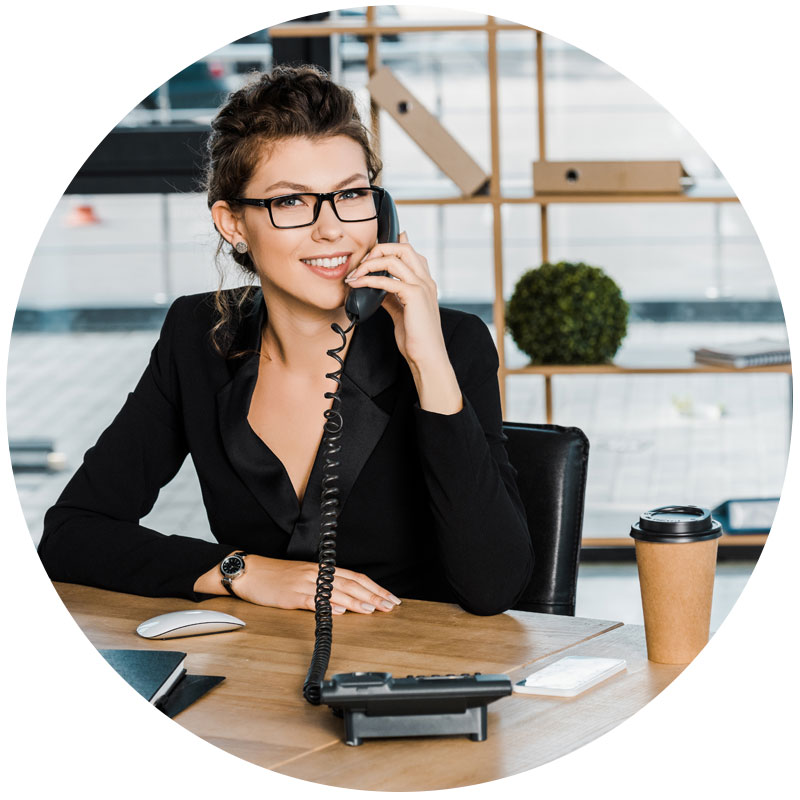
[{"xmin": 506, "ymin": 261, "xmax": 629, "ymax": 365}]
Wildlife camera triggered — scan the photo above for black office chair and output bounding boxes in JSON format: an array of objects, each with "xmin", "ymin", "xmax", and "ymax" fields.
[{"xmin": 503, "ymin": 422, "xmax": 589, "ymax": 616}]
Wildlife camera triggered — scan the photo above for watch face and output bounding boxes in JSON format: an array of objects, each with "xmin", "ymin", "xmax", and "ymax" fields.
[{"xmin": 221, "ymin": 555, "xmax": 244, "ymax": 577}]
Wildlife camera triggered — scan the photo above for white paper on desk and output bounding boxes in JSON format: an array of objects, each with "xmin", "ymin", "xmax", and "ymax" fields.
[{"xmin": 513, "ymin": 656, "xmax": 627, "ymax": 697}]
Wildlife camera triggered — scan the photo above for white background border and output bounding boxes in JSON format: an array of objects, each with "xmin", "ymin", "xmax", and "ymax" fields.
[{"xmin": 3, "ymin": 1, "xmax": 797, "ymax": 797}]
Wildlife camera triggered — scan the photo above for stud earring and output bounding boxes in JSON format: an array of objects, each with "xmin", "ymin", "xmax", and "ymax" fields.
[{"xmin": 235, "ymin": 241, "xmax": 249, "ymax": 254}]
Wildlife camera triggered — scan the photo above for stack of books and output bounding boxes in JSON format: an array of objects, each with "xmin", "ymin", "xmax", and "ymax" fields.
[{"xmin": 692, "ymin": 338, "xmax": 791, "ymax": 368}]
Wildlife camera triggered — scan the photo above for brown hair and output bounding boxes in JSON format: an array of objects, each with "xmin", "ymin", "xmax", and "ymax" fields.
[{"xmin": 203, "ymin": 64, "xmax": 382, "ymax": 355}]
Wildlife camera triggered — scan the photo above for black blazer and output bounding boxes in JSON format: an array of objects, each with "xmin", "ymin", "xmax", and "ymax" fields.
[{"xmin": 38, "ymin": 290, "xmax": 534, "ymax": 615}]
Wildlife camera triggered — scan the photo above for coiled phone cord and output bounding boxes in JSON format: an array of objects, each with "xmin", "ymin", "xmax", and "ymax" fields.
[{"xmin": 303, "ymin": 315, "xmax": 356, "ymax": 705}]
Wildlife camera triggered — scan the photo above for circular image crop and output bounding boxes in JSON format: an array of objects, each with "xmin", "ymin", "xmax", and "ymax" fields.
[{"xmin": 6, "ymin": 3, "xmax": 794, "ymax": 795}]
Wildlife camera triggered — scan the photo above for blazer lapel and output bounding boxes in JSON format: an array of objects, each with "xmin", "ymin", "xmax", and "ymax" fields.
[
  {"xmin": 216, "ymin": 290, "xmax": 299, "ymax": 536},
  {"xmin": 286, "ymin": 309, "xmax": 402, "ymax": 561}
]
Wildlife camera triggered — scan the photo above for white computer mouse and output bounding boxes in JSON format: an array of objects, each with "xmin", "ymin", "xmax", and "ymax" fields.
[{"xmin": 136, "ymin": 609, "xmax": 246, "ymax": 639}]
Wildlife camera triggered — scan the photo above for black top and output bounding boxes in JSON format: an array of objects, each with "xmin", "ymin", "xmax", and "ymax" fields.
[{"xmin": 38, "ymin": 290, "xmax": 534, "ymax": 615}]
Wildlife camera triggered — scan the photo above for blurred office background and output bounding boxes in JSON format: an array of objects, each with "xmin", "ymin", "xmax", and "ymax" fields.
[{"xmin": 9, "ymin": 6, "xmax": 788, "ymax": 630}]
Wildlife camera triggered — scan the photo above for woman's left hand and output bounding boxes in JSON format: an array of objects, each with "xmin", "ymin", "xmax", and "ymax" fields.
[{"xmin": 345, "ymin": 231, "xmax": 448, "ymax": 370}]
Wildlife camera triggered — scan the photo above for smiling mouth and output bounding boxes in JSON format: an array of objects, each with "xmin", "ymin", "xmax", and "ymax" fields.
[{"xmin": 301, "ymin": 255, "xmax": 350, "ymax": 269}]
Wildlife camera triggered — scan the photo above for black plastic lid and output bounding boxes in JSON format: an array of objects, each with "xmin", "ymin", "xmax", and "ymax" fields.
[{"xmin": 631, "ymin": 505, "xmax": 722, "ymax": 543}]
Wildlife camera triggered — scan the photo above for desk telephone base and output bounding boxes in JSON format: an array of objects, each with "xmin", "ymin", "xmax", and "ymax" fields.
[{"xmin": 321, "ymin": 671, "xmax": 512, "ymax": 746}]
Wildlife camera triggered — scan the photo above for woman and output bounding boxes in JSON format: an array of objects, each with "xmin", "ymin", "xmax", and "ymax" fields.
[{"xmin": 38, "ymin": 65, "xmax": 533, "ymax": 616}]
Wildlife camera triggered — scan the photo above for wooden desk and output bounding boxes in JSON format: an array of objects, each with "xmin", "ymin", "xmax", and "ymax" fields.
[{"xmin": 55, "ymin": 582, "xmax": 683, "ymax": 791}]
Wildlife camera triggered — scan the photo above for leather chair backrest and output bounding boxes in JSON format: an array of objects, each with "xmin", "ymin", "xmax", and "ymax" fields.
[{"xmin": 503, "ymin": 423, "xmax": 589, "ymax": 615}]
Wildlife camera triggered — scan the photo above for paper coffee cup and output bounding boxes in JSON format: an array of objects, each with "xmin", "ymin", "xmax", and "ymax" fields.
[{"xmin": 631, "ymin": 506, "xmax": 722, "ymax": 665}]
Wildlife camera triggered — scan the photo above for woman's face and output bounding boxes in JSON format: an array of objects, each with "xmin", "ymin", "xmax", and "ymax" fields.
[{"xmin": 236, "ymin": 135, "xmax": 378, "ymax": 317}]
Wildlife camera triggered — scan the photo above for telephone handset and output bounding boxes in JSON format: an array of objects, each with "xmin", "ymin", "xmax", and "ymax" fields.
[{"xmin": 344, "ymin": 187, "xmax": 400, "ymax": 324}]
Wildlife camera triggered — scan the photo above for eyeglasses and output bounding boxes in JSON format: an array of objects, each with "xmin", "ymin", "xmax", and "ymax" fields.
[{"xmin": 233, "ymin": 186, "xmax": 385, "ymax": 229}]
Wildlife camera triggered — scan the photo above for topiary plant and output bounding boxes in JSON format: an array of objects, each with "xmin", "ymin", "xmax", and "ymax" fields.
[{"xmin": 506, "ymin": 261, "xmax": 629, "ymax": 364}]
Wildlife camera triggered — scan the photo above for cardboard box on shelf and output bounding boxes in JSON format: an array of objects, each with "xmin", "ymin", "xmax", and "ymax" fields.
[{"xmin": 533, "ymin": 160, "xmax": 690, "ymax": 194}]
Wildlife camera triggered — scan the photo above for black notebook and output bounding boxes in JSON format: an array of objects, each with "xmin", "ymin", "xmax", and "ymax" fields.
[{"xmin": 99, "ymin": 649, "xmax": 224, "ymax": 718}]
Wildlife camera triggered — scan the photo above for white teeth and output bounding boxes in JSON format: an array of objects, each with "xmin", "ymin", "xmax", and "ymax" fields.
[{"xmin": 302, "ymin": 256, "xmax": 348, "ymax": 268}]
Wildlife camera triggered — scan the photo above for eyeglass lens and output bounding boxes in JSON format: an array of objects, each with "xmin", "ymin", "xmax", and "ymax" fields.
[{"xmin": 271, "ymin": 189, "xmax": 379, "ymax": 227}]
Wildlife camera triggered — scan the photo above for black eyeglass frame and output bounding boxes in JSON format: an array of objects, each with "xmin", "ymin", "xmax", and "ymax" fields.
[{"xmin": 232, "ymin": 186, "xmax": 385, "ymax": 229}]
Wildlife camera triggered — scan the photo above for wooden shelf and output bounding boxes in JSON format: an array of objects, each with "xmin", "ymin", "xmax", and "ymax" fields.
[
  {"xmin": 509, "ymin": 361, "xmax": 791, "ymax": 423},
  {"xmin": 394, "ymin": 195, "xmax": 493, "ymax": 206},
  {"xmin": 508, "ymin": 363, "xmax": 792, "ymax": 376},
  {"xmin": 269, "ymin": 21, "xmax": 530, "ymax": 37},
  {"xmin": 510, "ymin": 192, "xmax": 738, "ymax": 204},
  {"xmin": 394, "ymin": 193, "xmax": 738, "ymax": 205}
]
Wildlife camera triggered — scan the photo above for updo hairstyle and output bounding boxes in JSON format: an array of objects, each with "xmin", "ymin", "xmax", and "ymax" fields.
[{"xmin": 203, "ymin": 64, "xmax": 382, "ymax": 353}]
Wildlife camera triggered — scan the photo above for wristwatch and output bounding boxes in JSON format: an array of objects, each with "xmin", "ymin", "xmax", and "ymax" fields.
[{"xmin": 219, "ymin": 551, "xmax": 248, "ymax": 596}]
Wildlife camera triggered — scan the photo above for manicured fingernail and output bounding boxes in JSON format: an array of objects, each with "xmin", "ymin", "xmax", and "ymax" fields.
[
  {"xmin": 361, "ymin": 603, "xmax": 376, "ymax": 613},
  {"xmin": 389, "ymin": 594, "xmax": 401, "ymax": 605},
  {"xmin": 380, "ymin": 600, "xmax": 395, "ymax": 611},
  {"xmin": 332, "ymin": 604, "xmax": 346, "ymax": 614}
]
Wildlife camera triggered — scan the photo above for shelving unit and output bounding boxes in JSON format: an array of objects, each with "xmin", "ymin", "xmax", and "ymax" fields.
[
  {"xmin": 271, "ymin": 12, "xmax": 746, "ymax": 402},
  {"xmin": 271, "ymin": 11, "xmax": 786, "ymax": 551}
]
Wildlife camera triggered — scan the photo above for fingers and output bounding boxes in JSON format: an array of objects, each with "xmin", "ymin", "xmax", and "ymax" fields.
[
  {"xmin": 333, "ymin": 569, "xmax": 402, "ymax": 613},
  {"xmin": 300, "ymin": 592, "xmax": 347, "ymax": 615},
  {"xmin": 346, "ymin": 255, "xmax": 432, "ymax": 291},
  {"xmin": 297, "ymin": 567, "xmax": 401, "ymax": 615},
  {"xmin": 334, "ymin": 580, "xmax": 399, "ymax": 613},
  {"xmin": 308, "ymin": 582, "xmax": 394, "ymax": 615},
  {"xmin": 345, "ymin": 273, "xmax": 433, "ymax": 310},
  {"xmin": 356, "ymin": 234, "xmax": 432, "ymax": 280}
]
